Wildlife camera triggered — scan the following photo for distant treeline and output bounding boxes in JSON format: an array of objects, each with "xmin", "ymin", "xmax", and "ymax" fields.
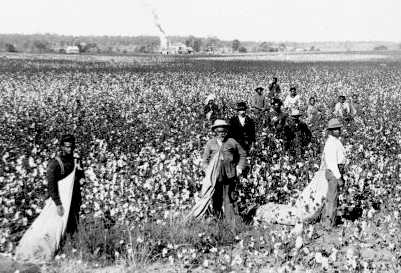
[{"xmin": 1, "ymin": 33, "xmax": 400, "ymax": 54}]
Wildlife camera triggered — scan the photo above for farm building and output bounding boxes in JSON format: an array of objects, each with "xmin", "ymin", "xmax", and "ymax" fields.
[
  {"xmin": 161, "ymin": 43, "xmax": 193, "ymax": 55},
  {"xmin": 66, "ymin": 46, "xmax": 80, "ymax": 54}
]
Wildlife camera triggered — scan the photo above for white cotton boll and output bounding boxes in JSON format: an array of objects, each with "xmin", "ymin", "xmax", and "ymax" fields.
[
  {"xmin": 292, "ymin": 222, "xmax": 304, "ymax": 236},
  {"xmin": 315, "ymin": 252, "xmax": 323, "ymax": 263},
  {"xmin": 295, "ymin": 236, "xmax": 303, "ymax": 250},
  {"xmin": 367, "ymin": 208, "xmax": 375, "ymax": 219}
]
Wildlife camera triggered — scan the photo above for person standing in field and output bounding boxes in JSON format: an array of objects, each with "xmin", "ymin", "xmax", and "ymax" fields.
[
  {"xmin": 201, "ymin": 119, "xmax": 247, "ymax": 222},
  {"xmin": 349, "ymin": 93, "xmax": 360, "ymax": 117},
  {"xmin": 250, "ymin": 86, "xmax": 268, "ymax": 127},
  {"xmin": 266, "ymin": 98, "xmax": 288, "ymax": 140},
  {"xmin": 333, "ymin": 95, "xmax": 352, "ymax": 121},
  {"xmin": 283, "ymin": 109, "xmax": 312, "ymax": 158},
  {"xmin": 320, "ymin": 119, "xmax": 347, "ymax": 229},
  {"xmin": 284, "ymin": 86, "xmax": 303, "ymax": 112},
  {"xmin": 229, "ymin": 102, "xmax": 256, "ymax": 154},
  {"xmin": 268, "ymin": 77, "xmax": 281, "ymax": 102},
  {"xmin": 47, "ymin": 134, "xmax": 84, "ymax": 235},
  {"xmin": 203, "ymin": 94, "xmax": 221, "ymax": 123}
]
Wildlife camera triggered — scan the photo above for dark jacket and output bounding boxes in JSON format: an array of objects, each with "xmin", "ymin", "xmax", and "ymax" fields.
[
  {"xmin": 266, "ymin": 110, "xmax": 288, "ymax": 139},
  {"xmin": 268, "ymin": 83, "xmax": 281, "ymax": 100},
  {"xmin": 283, "ymin": 120, "xmax": 312, "ymax": 156},
  {"xmin": 229, "ymin": 115, "xmax": 256, "ymax": 151},
  {"xmin": 46, "ymin": 154, "xmax": 84, "ymax": 234},
  {"xmin": 202, "ymin": 137, "xmax": 247, "ymax": 179}
]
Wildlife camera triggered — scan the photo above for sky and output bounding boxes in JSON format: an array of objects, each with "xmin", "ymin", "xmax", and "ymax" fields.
[{"xmin": 0, "ymin": 0, "xmax": 400, "ymax": 42}]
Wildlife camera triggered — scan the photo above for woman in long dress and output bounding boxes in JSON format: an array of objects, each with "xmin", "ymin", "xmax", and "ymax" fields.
[{"xmin": 186, "ymin": 119, "xmax": 247, "ymax": 224}]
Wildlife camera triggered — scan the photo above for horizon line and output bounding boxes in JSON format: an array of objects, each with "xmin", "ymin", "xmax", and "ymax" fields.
[{"xmin": 0, "ymin": 32, "xmax": 400, "ymax": 44}]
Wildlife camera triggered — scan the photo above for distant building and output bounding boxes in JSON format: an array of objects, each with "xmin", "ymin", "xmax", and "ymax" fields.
[
  {"xmin": 161, "ymin": 42, "xmax": 193, "ymax": 54},
  {"xmin": 66, "ymin": 46, "xmax": 80, "ymax": 54}
]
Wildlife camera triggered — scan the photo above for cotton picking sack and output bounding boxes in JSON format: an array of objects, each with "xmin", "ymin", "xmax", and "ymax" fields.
[
  {"xmin": 15, "ymin": 163, "xmax": 76, "ymax": 263},
  {"xmin": 255, "ymin": 170, "xmax": 328, "ymax": 225}
]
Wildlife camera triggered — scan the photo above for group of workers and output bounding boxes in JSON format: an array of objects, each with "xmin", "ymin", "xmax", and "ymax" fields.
[{"xmin": 201, "ymin": 77, "xmax": 358, "ymax": 229}]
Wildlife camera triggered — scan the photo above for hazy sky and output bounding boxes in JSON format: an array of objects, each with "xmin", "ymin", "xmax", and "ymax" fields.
[{"xmin": 1, "ymin": 0, "xmax": 400, "ymax": 42}]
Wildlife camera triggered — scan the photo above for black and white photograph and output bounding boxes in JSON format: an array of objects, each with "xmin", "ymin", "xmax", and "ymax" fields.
[{"xmin": 0, "ymin": 0, "xmax": 400, "ymax": 272}]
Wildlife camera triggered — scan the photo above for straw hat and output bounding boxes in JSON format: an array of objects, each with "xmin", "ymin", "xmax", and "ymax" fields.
[
  {"xmin": 327, "ymin": 118, "xmax": 342, "ymax": 129},
  {"xmin": 211, "ymin": 119, "xmax": 230, "ymax": 130}
]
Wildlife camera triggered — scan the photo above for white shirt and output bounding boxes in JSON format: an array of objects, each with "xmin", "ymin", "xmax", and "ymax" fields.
[
  {"xmin": 322, "ymin": 135, "xmax": 346, "ymax": 179},
  {"xmin": 334, "ymin": 102, "xmax": 351, "ymax": 117},
  {"xmin": 284, "ymin": 94, "xmax": 302, "ymax": 110},
  {"xmin": 238, "ymin": 115, "xmax": 245, "ymax": 126}
]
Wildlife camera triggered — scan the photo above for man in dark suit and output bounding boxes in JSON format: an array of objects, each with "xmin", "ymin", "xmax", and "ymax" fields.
[{"xmin": 229, "ymin": 102, "xmax": 256, "ymax": 154}]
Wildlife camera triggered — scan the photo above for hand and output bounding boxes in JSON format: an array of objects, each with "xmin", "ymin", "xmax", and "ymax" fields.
[
  {"xmin": 57, "ymin": 205, "xmax": 64, "ymax": 217},
  {"xmin": 236, "ymin": 168, "xmax": 243, "ymax": 177}
]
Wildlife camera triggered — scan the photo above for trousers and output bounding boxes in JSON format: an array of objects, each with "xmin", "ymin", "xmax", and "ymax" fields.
[{"xmin": 322, "ymin": 169, "xmax": 339, "ymax": 227}]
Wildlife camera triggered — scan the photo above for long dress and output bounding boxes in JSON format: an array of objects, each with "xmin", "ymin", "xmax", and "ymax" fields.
[
  {"xmin": 255, "ymin": 169, "xmax": 328, "ymax": 225},
  {"xmin": 186, "ymin": 148, "xmax": 222, "ymax": 220},
  {"xmin": 15, "ymin": 166, "xmax": 76, "ymax": 263}
]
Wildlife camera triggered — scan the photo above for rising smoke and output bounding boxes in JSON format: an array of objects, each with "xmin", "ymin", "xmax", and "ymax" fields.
[{"xmin": 142, "ymin": 0, "xmax": 168, "ymax": 50}]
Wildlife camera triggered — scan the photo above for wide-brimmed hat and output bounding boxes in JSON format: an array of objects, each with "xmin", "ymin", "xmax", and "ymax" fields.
[
  {"xmin": 327, "ymin": 118, "xmax": 342, "ymax": 129},
  {"xmin": 211, "ymin": 119, "xmax": 230, "ymax": 130},
  {"xmin": 255, "ymin": 86, "xmax": 264, "ymax": 92},
  {"xmin": 290, "ymin": 109, "xmax": 302, "ymax": 117},
  {"xmin": 236, "ymin": 101, "xmax": 248, "ymax": 111}
]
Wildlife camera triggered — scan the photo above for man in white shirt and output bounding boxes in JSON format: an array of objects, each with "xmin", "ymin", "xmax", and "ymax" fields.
[
  {"xmin": 284, "ymin": 87, "xmax": 302, "ymax": 111},
  {"xmin": 333, "ymin": 95, "xmax": 351, "ymax": 120},
  {"xmin": 320, "ymin": 118, "xmax": 346, "ymax": 228}
]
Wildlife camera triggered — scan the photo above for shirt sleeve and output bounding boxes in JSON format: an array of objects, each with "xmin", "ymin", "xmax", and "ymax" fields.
[
  {"xmin": 46, "ymin": 159, "xmax": 62, "ymax": 206},
  {"xmin": 324, "ymin": 140, "xmax": 341, "ymax": 179}
]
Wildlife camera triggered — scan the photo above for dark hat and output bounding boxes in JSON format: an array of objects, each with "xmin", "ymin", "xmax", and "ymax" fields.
[
  {"xmin": 290, "ymin": 86, "xmax": 297, "ymax": 92},
  {"xmin": 255, "ymin": 86, "xmax": 264, "ymax": 92},
  {"xmin": 236, "ymin": 101, "xmax": 248, "ymax": 111},
  {"xmin": 60, "ymin": 134, "xmax": 76, "ymax": 146}
]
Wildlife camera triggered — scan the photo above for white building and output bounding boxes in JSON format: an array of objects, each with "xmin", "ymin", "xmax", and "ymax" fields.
[
  {"xmin": 66, "ymin": 46, "xmax": 80, "ymax": 54},
  {"xmin": 161, "ymin": 43, "xmax": 193, "ymax": 55}
]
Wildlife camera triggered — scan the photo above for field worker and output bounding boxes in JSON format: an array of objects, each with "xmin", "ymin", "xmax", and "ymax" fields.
[
  {"xmin": 320, "ymin": 118, "xmax": 346, "ymax": 229},
  {"xmin": 204, "ymin": 94, "xmax": 221, "ymax": 123},
  {"xmin": 266, "ymin": 98, "xmax": 288, "ymax": 139},
  {"xmin": 284, "ymin": 87, "xmax": 303, "ymax": 112},
  {"xmin": 333, "ymin": 95, "xmax": 352, "ymax": 121},
  {"xmin": 283, "ymin": 109, "xmax": 312, "ymax": 158},
  {"xmin": 201, "ymin": 119, "xmax": 247, "ymax": 222},
  {"xmin": 15, "ymin": 134, "xmax": 85, "ymax": 262},
  {"xmin": 229, "ymin": 101, "xmax": 256, "ymax": 154},
  {"xmin": 250, "ymin": 86, "xmax": 268, "ymax": 116},
  {"xmin": 349, "ymin": 93, "xmax": 360, "ymax": 116},
  {"xmin": 47, "ymin": 134, "xmax": 84, "ymax": 235},
  {"xmin": 268, "ymin": 77, "xmax": 281, "ymax": 102}
]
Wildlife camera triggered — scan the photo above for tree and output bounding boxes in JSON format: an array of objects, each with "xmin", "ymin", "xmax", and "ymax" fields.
[
  {"xmin": 5, "ymin": 43, "xmax": 17, "ymax": 52},
  {"xmin": 193, "ymin": 39, "xmax": 202, "ymax": 52},
  {"xmin": 33, "ymin": 40, "xmax": 49, "ymax": 53},
  {"xmin": 232, "ymin": 39, "xmax": 240, "ymax": 52},
  {"xmin": 238, "ymin": 46, "xmax": 247, "ymax": 53}
]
